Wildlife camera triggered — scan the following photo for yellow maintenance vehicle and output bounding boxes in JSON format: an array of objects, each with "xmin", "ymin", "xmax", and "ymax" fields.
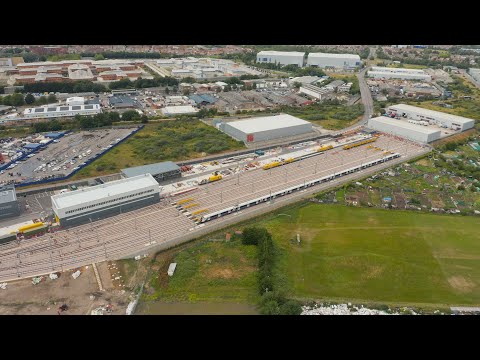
[
  {"xmin": 263, "ymin": 161, "xmax": 281, "ymax": 170},
  {"xmin": 199, "ymin": 171, "xmax": 223, "ymax": 185},
  {"xmin": 192, "ymin": 208, "xmax": 208, "ymax": 216},
  {"xmin": 317, "ymin": 144, "xmax": 333, "ymax": 152},
  {"xmin": 177, "ymin": 198, "xmax": 194, "ymax": 205},
  {"xmin": 184, "ymin": 203, "xmax": 199, "ymax": 209},
  {"xmin": 343, "ymin": 137, "xmax": 377, "ymax": 150},
  {"xmin": 18, "ymin": 222, "xmax": 44, "ymax": 233}
]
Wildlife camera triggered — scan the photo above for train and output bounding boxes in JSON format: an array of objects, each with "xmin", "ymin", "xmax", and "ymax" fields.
[
  {"xmin": 197, "ymin": 152, "xmax": 401, "ymax": 224},
  {"xmin": 262, "ymin": 144, "xmax": 334, "ymax": 171},
  {"xmin": 343, "ymin": 137, "xmax": 377, "ymax": 150}
]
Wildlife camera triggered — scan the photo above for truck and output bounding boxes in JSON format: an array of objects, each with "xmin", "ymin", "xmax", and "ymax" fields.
[{"xmin": 199, "ymin": 171, "xmax": 223, "ymax": 185}]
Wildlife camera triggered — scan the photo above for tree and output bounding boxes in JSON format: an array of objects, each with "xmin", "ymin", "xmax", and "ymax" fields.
[
  {"xmin": 94, "ymin": 53, "xmax": 105, "ymax": 61},
  {"xmin": 279, "ymin": 300, "xmax": 303, "ymax": 315},
  {"xmin": 24, "ymin": 93, "xmax": 35, "ymax": 105},
  {"xmin": 260, "ymin": 301, "xmax": 281, "ymax": 315},
  {"xmin": 47, "ymin": 94, "xmax": 57, "ymax": 104},
  {"xmin": 242, "ymin": 226, "xmax": 270, "ymax": 246},
  {"xmin": 140, "ymin": 115, "xmax": 149, "ymax": 123},
  {"xmin": 165, "ymin": 87, "xmax": 170, "ymax": 95},
  {"xmin": 293, "ymin": 82, "xmax": 302, "ymax": 89},
  {"xmin": 10, "ymin": 93, "xmax": 25, "ymax": 106}
]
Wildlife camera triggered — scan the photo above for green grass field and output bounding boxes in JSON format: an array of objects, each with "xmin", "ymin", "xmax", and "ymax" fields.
[
  {"xmin": 258, "ymin": 204, "xmax": 480, "ymax": 307},
  {"xmin": 145, "ymin": 238, "xmax": 259, "ymax": 304},
  {"xmin": 72, "ymin": 120, "xmax": 245, "ymax": 179}
]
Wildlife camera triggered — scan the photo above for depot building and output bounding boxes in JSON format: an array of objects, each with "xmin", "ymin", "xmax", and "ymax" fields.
[{"xmin": 51, "ymin": 174, "xmax": 160, "ymax": 227}]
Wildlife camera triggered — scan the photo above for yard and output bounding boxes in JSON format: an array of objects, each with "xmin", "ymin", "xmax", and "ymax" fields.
[
  {"xmin": 71, "ymin": 120, "xmax": 245, "ymax": 179},
  {"xmin": 260, "ymin": 203, "xmax": 480, "ymax": 307}
]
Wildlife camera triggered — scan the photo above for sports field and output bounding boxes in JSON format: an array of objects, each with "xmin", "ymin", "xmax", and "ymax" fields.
[{"xmin": 261, "ymin": 204, "xmax": 480, "ymax": 307}]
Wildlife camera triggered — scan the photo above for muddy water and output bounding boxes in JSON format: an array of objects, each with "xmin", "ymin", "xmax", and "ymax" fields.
[{"xmin": 136, "ymin": 302, "xmax": 258, "ymax": 315}]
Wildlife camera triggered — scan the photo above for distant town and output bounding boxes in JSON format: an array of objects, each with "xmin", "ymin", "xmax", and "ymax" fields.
[{"xmin": 1, "ymin": 45, "xmax": 480, "ymax": 316}]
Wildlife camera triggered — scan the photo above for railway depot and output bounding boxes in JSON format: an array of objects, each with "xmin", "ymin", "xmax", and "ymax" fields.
[{"xmin": 51, "ymin": 174, "xmax": 160, "ymax": 227}]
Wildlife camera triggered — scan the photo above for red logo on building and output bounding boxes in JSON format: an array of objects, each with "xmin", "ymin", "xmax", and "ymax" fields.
[{"xmin": 247, "ymin": 134, "xmax": 254, "ymax": 142}]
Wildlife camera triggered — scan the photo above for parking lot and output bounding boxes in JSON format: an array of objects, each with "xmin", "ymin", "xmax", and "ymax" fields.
[{"xmin": 0, "ymin": 128, "xmax": 137, "ymax": 186}]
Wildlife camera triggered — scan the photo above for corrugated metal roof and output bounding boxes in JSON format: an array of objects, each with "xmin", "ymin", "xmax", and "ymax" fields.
[
  {"xmin": 225, "ymin": 114, "xmax": 311, "ymax": 134},
  {"xmin": 368, "ymin": 116, "xmax": 441, "ymax": 135},
  {"xmin": 257, "ymin": 51, "xmax": 305, "ymax": 57},
  {"xmin": 388, "ymin": 104, "xmax": 476, "ymax": 125},
  {"xmin": 0, "ymin": 184, "xmax": 16, "ymax": 204},
  {"xmin": 308, "ymin": 52, "xmax": 360, "ymax": 60},
  {"xmin": 121, "ymin": 161, "xmax": 180, "ymax": 178},
  {"xmin": 51, "ymin": 174, "xmax": 158, "ymax": 209}
]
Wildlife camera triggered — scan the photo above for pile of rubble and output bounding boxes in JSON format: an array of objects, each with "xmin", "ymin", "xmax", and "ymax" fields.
[{"xmin": 301, "ymin": 303, "xmax": 404, "ymax": 315}]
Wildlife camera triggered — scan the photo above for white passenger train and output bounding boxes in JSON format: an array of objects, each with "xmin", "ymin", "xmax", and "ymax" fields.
[{"xmin": 198, "ymin": 152, "xmax": 401, "ymax": 224}]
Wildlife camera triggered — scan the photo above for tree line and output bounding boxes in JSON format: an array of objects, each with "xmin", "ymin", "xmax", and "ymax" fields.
[{"xmin": 241, "ymin": 227, "xmax": 302, "ymax": 315}]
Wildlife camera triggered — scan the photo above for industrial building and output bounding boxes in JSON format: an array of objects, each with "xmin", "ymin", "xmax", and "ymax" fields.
[
  {"xmin": 386, "ymin": 104, "xmax": 475, "ymax": 131},
  {"xmin": 22, "ymin": 104, "xmax": 102, "ymax": 119},
  {"xmin": 0, "ymin": 184, "xmax": 20, "ymax": 220},
  {"xmin": 222, "ymin": 114, "xmax": 313, "ymax": 143},
  {"xmin": 109, "ymin": 95, "xmax": 139, "ymax": 109},
  {"xmin": 121, "ymin": 161, "xmax": 181, "ymax": 183},
  {"xmin": 162, "ymin": 105, "xmax": 199, "ymax": 116},
  {"xmin": 367, "ymin": 67, "xmax": 432, "ymax": 81},
  {"xmin": 256, "ymin": 51, "xmax": 305, "ymax": 67},
  {"xmin": 368, "ymin": 116, "xmax": 441, "ymax": 143},
  {"xmin": 469, "ymin": 68, "xmax": 480, "ymax": 82},
  {"xmin": 51, "ymin": 174, "xmax": 160, "ymax": 227},
  {"xmin": 307, "ymin": 53, "xmax": 361, "ymax": 69},
  {"xmin": 299, "ymin": 84, "xmax": 331, "ymax": 100}
]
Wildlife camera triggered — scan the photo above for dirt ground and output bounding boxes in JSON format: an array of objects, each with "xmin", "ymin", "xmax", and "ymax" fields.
[{"xmin": 0, "ymin": 260, "xmax": 146, "ymax": 315}]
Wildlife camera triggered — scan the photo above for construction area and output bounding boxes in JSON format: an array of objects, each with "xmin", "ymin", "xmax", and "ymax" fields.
[{"xmin": 0, "ymin": 129, "xmax": 429, "ymax": 284}]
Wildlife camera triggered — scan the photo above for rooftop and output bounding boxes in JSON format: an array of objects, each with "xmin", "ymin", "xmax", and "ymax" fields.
[
  {"xmin": 371, "ymin": 66, "xmax": 427, "ymax": 74},
  {"xmin": 0, "ymin": 184, "xmax": 16, "ymax": 204},
  {"xmin": 121, "ymin": 161, "xmax": 180, "ymax": 178},
  {"xmin": 369, "ymin": 116, "xmax": 442, "ymax": 135},
  {"xmin": 162, "ymin": 105, "xmax": 198, "ymax": 115},
  {"xmin": 308, "ymin": 52, "xmax": 360, "ymax": 59},
  {"xmin": 388, "ymin": 104, "xmax": 476, "ymax": 124},
  {"xmin": 257, "ymin": 51, "xmax": 305, "ymax": 57},
  {"xmin": 51, "ymin": 174, "xmax": 158, "ymax": 210},
  {"xmin": 225, "ymin": 114, "xmax": 311, "ymax": 134}
]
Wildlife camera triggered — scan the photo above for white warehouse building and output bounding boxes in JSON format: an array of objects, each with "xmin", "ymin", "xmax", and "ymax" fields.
[
  {"xmin": 368, "ymin": 116, "xmax": 441, "ymax": 143},
  {"xmin": 367, "ymin": 67, "xmax": 432, "ymax": 81},
  {"xmin": 386, "ymin": 104, "xmax": 475, "ymax": 131},
  {"xmin": 307, "ymin": 53, "xmax": 361, "ymax": 69},
  {"xmin": 222, "ymin": 114, "xmax": 313, "ymax": 143},
  {"xmin": 23, "ymin": 104, "xmax": 101, "ymax": 120},
  {"xmin": 256, "ymin": 51, "xmax": 305, "ymax": 67},
  {"xmin": 51, "ymin": 174, "xmax": 160, "ymax": 227}
]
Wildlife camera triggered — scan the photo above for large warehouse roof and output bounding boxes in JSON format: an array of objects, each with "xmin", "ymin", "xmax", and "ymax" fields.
[
  {"xmin": 51, "ymin": 174, "xmax": 158, "ymax": 209},
  {"xmin": 257, "ymin": 51, "xmax": 305, "ymax": 57},
  {"xmin": 389, "ymin": 104, "xmax": 475, "ymax": 124},
  {"xmin": 122, "ymin": 161, "xmax": 180, "ymax": 178},
  {"xmin": 0, "ymin": 184, "xmax": 16, "ymax": 204},
  {"xmin": 308, "ymin": 52, "xmax": 360, "ymax": 59},
  {"xmin": 369, "ymin": 116, "xmax": 441, "ymax": 135},
  {"xmin": 371, "ymin": 66, "xmax": 426, "ymax": 74},
  {"xmin": 162, "ymin": 105, "xmax": 198, "ymax": 115},
  {"xmin": 225, "ymin": 114, "xmax": 311, "ymax": 134}
]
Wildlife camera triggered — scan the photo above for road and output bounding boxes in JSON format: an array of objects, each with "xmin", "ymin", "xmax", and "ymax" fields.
[
  {"xmin": 458, "ymin": 69, "xmax": 480, "ymax": 90},
  {"xmin": 0, "ymin": 133, "xmax": 428, "ymax": 283}
]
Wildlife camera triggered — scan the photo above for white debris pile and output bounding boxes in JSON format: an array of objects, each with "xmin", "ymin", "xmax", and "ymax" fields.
[
  {"xmin": 49, "ymin": 273, "xmax": 59, "ymax": 280},
  {"xmin": 72, "ymin": 270, "xmax": 81, "ymax": 279},
  {"xmin": 0, "ymin": 283, "xmax": 7, "ymax": 290},
  {"xmin": 301, "ymin": 303, "xmax": 400, "ymax": 315},
  {"xmin": 32, "ymin": 276, "xmax": 44, "ymax": 285}
]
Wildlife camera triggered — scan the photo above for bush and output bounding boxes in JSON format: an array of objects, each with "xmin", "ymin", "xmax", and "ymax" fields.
[{"xmin": 241, "ymin": 226, "xmax": 269, "ymax": 246}]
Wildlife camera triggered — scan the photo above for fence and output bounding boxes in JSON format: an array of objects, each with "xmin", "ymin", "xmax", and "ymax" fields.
[
  {"xmin": 15, "ymin": 126, "xmax": 144, "ymax": 188},
  {"xmin": 127, "ymin": 149, "xmax": 429, "ymax": 259}
]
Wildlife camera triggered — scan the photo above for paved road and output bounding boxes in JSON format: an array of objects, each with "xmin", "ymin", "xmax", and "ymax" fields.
[
  {"xmin": 458, "ymin": 69, "xmax": 480, "ymax": 90},
  {"xmin": 0, "ymin": 133, "xmax": 428, "ymax": 283}
]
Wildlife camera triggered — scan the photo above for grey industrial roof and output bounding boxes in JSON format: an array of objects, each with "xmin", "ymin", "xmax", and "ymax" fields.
[
  {"xmin": 0, "ymin": 184, "xmax": 16, "ymax": 204},
  {"xmin": 369, "ymin": 116, "xmax": 442, "ymax": 135},
  {"xmin": 225, "ymin": 114, "xmax": 311, "ymax": 134},
  {"xmin": 51, "ymin": 174, "xmax": 158, "ymax": 209},
  {"xmin": 257, "ymin": 51, "xmax": 305, "ymax": 57},
  {"xmin": 388, "ymin": 104, "xmax": 476, "ymax": 125},
  {"xmin": 121, "ymin": 161, "xmax": 180, "ymax": 178},
  {"xmin": 308, "ymin": 52, "xmax": 360, "ymax": 59}
]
